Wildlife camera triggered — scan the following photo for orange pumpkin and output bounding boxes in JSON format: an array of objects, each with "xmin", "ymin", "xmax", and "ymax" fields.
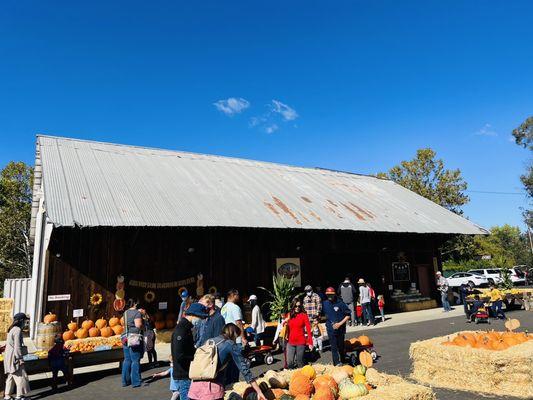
[
  {"xmin": 271, "ymin": 388, "xmax": 285, "ymax": 399},
  {"xmin": 341, "ymin": 365, "xmax": 354, "ymax": 376},
  {"xmin": 491, "ymin": 339, "xmax": 509, "ymax": 351},
  {"xmin": 120, "ymin": 316, "xmax": 125, "ymax": 326},
  {"xmin": 514, "ymin": 332, "xmax": 528, "ymax": 343},
  {"xmin": 100, "ymin": 326, "xmax": 113, "ymax": 337},
  {"xmin": 293, "ymin": 394, "xmax": 310, "ymax": 400},
  {"xmin": 313, "ymin": 387, "xmax": 335, "ymax": 400},
  {"xmin": 358, "ymin": 335, "xmax": 372, "ymax": 346},
  {"xmin": 63, "ymin": 330, "xmax": 75, "ymax": 341},
  {"xmin": 43, "ymin": 312, "xmax": 57, "ymax": 324},
  {"xmin": 313, "ymin": 375, "xmax": 338, "ymax": 396},
  {"xmin": 502, "ymin": 336, "xmax": 520, "ymax": 347},
  {"xmin": 289, "ymin": 374, "xmax": 313, "ymax": 396},
  {"xmin": 75, "ymin": 328, "xmax": 89, "ymax": 339},
  {"xmin": 82, "ymin": 319, "xmax": 95, "ymax": 330},
  {"xmin": 165, "ymin": 319, "xmax": 176, "ymax": 329},
  {"xmin": 89, "ymin": 327, "xmax": 100, "ymax": 337},
  {"xmin": 452, "ymin": 335, "xmax": 468, "ymax": 346},
  {"xmin": 155, "ymin": 320, "xmax": 166, "ymax": 330},
  {"xmin": 109, "ymin": 317, "xmax": 120, "ymax": 327},
  {"xmin": 112, "ymin": 325, "xmax": 124, "ymax": 335},
  {"xmin": 67, "ymin": 321, "xmax": 78, "ymax": 332},
  {"xmin": 359, "ymin": 351, "xmax": 373, "ymax": 368},
  {"xmin": 95, "ymin": 318, "xmax": 107, "ymax": 330}
]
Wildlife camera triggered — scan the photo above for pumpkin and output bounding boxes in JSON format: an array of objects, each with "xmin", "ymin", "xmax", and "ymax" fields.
[
  {"xmin": 357, "ymin": 335, "xmax": 372, "ymax": 346},
  {"xmin": 82, "ymin": 319, "xmax": 95, "ymax": 330},
  {"xmin": 165, "ymin": 319, "xmax": 176, "ymax": 329},
  {"xmin": 353, "ymin": 374, "xmax": 366, "ymax": 384},
  {"xmin": 115, "ymin": 289, "xmax": 125, "ymax": 299},
  {"xmin": 359, "ymin": 351, "xmax": 373, "ymax": 368},
  {"xmin": 338, "ymin": 379, "xmax": 361, "ymax": 399},
  {"xmin": 113, "ymin": 299, "xmax": 125, "ymax": 311},
  {"xmin": 155, "ymin": 320, "xmax": 166, "ymax": 330},
  {"xmin": 293, "ymin": 395, "xmax": 309, "ymax": 400},
  {"xmin": 43, "ymin": 312, "xmax": 57, "ymax": 324},
  {"xmin": 452, "ymin": 335, "xmax": 468, "ymax": 346},
  {"xmin": 271, "ymin": 388, "xmax": 286, "ymax": 399},
  {"xmin": 100, "ymin": 326, "xmax": 113, "ymax": 337},
  {"xmin": 289, "ymin": 374, "xmax": 312, "ymax": 397},
  {"xmin": 355, "ymin": 383, "xmax": 369, "ymax": 396},
  {"xmin": 89, "ymin": 327, "xmax": 100, "ymax": 337},
  {"xmin": 95, "ymin": 318, "xmax": 107, "ymax": 329},
  {"xmin": 264, "ymin": 370, "xmax": 288, "ymax": 389},
  {"xmin": 63, "ymin": 330, "xmax": 75, "ymax": 341},
  {"xmin": 75, "ymin": 328, "xmax": 89, "ymax": 339},
  {"xmin": 67, "ymin": 321, "xmax": 78, "ymax": 331},
  {"xmin": 353, "ymin": 365, "xmax": 366, "ymax": 376},
  {"xmin": 300, "ymin": 365, "xmax": 316, "ymax": 380},
  {"xmin": 313, "ymin": 387, "xmax": 335, "ymax": 400},
  {"xmin": 502, "ymin": 336, "xmax": 520, "ymax": 346},
  {"xmin": 279, "ymin": 395, "xmax": 295, "ymax": 400},
  {"xmin": 491, "ymin": 339, "xmax": 509, "ymax": 351},
  {"xmin": 313, "ymin": 375, "xmax": 338, "ymax": 396},
  {"xmin": 331, "ymin": 368, "xmax": 349, "ymax": 384},
  {"xmin": 112, "ymin": 325, "xmax": 124, "ymax": 335},
  {"xmin": 341, "ymin": 365, "xmax": 354, "ymax": 376},
  {"xmin": 505, "ymin": 318, "xmax": 520, "ymax": 331},
  {"xmin": 514, "ymin": 332, "xmax": 528, "ymax": 343},
  {"xmin": 109, "ymin": 317, "xmax": 120, "ymax": 327}
]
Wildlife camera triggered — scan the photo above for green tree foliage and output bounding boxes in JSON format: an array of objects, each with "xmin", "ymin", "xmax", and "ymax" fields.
[
  {"xmin": 377, "ymin": 148, "xmax": 469, "ymax": 214},
  {"xmin": 0, "ymin": 162, "xmax": 34, "ymax": 280},
  {"xmin": 512, "ymin": 116, "xmax": 533, "ymax": 226}
]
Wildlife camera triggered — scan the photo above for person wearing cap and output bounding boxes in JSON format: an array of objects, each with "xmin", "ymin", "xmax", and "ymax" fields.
[
  {"xmin": 303, "ymin": 285, "xmax": 322, "ymax": 322},
  {"xmin": 358, "ymin": 278, "xmax": 374, "ymax": 326},
  {"xmin": 248, "ymin": 295, "xmax": 265, "ymax": 345},
  {"xmin": 4, "ymin": 312, "xmax": 30, "ymax": 399},
  {"xmin": 322, "ymin": 287, "xmax": 350, "ymax": 366},
  {"xmin": 196, "ymin": 294, "xmax": 226, "ymax": 347},
  {"xmin": 171, "ymin": 302, "xmax": 208, "ymax": 400},
  {"xmin": 178, "ymin": 289, "xmax": 191, "ymax": 321},
  {"xmin": 436, "ymin": 271, "xmax": 451, "ymax": 312},
  {"xmin": 338, "ymin": 277, "xmax": 358, "ymax": 326}
]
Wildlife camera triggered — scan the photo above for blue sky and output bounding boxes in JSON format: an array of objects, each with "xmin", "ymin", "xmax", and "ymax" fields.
[{"xmin": 1, "ymin": 1, "xmax": 532, "ymax": 230}]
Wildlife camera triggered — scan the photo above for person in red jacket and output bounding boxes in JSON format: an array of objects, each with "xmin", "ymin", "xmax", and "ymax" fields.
[{"xmin": 283, "ymin": 298, "xmax": 313, "ymax": 368}]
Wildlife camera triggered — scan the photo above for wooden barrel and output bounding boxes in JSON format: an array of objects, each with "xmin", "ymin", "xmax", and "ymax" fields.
[{"xmin": 35, "ymin": 322, "xmax": 61, "ymax": 351}]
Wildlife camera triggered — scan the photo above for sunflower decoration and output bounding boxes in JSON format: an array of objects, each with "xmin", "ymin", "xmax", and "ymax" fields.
[
  {"xmin": 90, "ymin": 293, "xmax": 103, "ymax": 306},
  {"xmin": 144, "ymin": 290, "xmax": 156, "ymax": 303}
]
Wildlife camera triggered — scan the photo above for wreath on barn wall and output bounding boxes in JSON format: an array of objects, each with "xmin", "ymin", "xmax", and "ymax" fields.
[{"xmin": 144, "ymin": 290, "xmax": 156, "ymax": 303}]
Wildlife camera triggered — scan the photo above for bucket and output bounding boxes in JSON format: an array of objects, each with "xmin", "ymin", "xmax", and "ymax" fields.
[{"xmin": 35, "ymin": 322, "xmax": 61, "ymax": 351}]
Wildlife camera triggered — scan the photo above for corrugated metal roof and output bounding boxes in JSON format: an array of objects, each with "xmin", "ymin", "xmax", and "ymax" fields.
[{"xmin": 36, "ymin": 135, "xmax": 488, "ymax": 235}]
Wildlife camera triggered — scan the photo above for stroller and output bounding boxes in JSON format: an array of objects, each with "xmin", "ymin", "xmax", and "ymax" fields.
[{"xmin": 471, "ymin": 307, "xmax": 490, "ymax": 324}]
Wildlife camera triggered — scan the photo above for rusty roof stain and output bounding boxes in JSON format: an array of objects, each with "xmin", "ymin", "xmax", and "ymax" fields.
[
  {"xmin": 263, "ymin": 201, "xmax": 280, "ymax": 215},
  {"xmin": 301, "ymin": 196, "xmax": 312, "ymax": 203},
  {"xmin": 341, "ymin": 202, "xmax": 366, "ymax": 221},
  {"xmin": 272, "ymin": 196, "xmax": 302, "ymax": 225},
  {"xmin": 350, "ymin": 202, "xmax": 375, "ymax": 219}
]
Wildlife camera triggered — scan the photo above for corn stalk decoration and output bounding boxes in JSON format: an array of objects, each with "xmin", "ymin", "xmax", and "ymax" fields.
[{"xmin": 258, "ymin": 275, "xmax": 296, "ymax": 322}]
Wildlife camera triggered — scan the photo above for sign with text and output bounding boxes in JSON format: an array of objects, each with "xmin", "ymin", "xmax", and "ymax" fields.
[
  {"xmin": 392, "ymin": 262, "xmax": 410, "ymax": 282},
  {"xmin": 73, "ymin": 309, "xmax": 84, "ymax": 318},
  {"xmin": 158, "ymin": 302, "xmax": 168, "ymax": 310},
  {"xmin": 276, "ymin": 258, "xmax": 301, "ymax": 287},
  {"xmin": 48, "ymin": 294, "xmax": 71, "ymax": 301}
]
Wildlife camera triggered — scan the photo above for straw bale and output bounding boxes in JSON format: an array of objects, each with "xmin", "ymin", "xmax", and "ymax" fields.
[{"xmin": 409, "ymin": 331, "xmax": 533, "ymax": 398}]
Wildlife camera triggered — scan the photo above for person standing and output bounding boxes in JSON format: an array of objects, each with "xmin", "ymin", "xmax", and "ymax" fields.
[
  {"xmin": 171, "ymin": 302, "xmax": 208, "ymax": 400},
  {"xmin": 436, "ymin": 272, "xmax": 451, "ymax": 312},
  {"xmin": 338, "ymin": 277, "xmax": 358, "ymax": 326},
  {"xmin": 358, "ymin": 279, "xmax": 375, "ymax": 326},
  {"xmin": 220, "ymin": 289, "xmax": 246, "ymax": 385},
  {"xmin": 377, "ymin": 295, "xmax": 385, "ymax": 322},
  {"xmin": 459, "ymin": 284, "xmax": 469, "ymax": 319},
  {"xmin": 302, "ymin": 285, "xmax": 322, "ymax": 322},
  {"xmin": 322, "ymin": 287, "xmax": 350, "ymax": 366},
  {"xmin": 488, "ymin": 284, "xmax": 505, "ymax": 319},
  {"xmin": 178, "ymin": 290, "xmax": 191, "ymax": 321},
  {"xmin": 248, "ymin": 295, "xmax": 266, "ymax": 345},
  {"xmin": 284, "ymin": 298, "xmax": 313, "ymax": 368},
  {"xmin": 121, "ymin": 301, "xmax": 145, "ymax": 388},
  {"xmin": 3, "ymin": 313, "xmax": 30, "ymax": 399},
  {"xmin": 197, "ymin": 294, "xmax": 226, "ymax": 347},
  {"xmin": 140, "ymin": 308, "xmax": 158, "ymax": 366}
]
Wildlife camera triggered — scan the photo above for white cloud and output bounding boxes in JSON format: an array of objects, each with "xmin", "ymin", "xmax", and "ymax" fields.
[
  {"xmin": 475, "ymin": 123, "xmax": 497, "ymax": 137},
  {"xmin": 271, "ymin": 100, "xmax": 298, "ymax": 121},
  {"xmin": 213, "ymin": 97, "xmax": 250, "ymax": 116},
  {"xmin": 265, "ymin": 124, "xmax": 279, "ymax": 134}
]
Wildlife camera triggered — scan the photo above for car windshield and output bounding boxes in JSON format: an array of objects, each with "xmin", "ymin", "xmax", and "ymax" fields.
[
  {"xmin": 513, "ymin": 268, "xmax": 525, "ymax": 277},
  {"xmin": 487, "ymin": 269, "xmax": 500, "ymax": 274}
]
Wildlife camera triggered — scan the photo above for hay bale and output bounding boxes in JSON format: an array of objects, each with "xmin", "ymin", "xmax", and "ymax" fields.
[
  {"xmin": 410, "ymin": 332, "xmax": 533, "ymax": 398},
  {"xmin": 363, "ymin": 368, "xmax": 435, "ymax": 400}
]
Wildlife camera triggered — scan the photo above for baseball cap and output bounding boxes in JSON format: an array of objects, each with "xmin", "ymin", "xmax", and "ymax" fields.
[
  {"xmin": 184, "ymin": 302, "xmax": 208, "ymax": 318},
  {"xmin": 304, "ymin": 285, "xmax": 313, "ymax": 292},
  {"xmin": 181, "ymin": 289, "xmax": 189, "ymax": 299},
  {"xmin": 248, "ymin": 295, "xmax": 258, "ymax": 301},
  {"xmin": 13, "ymin": 312, "xmax": 28, "ymax": 321},
  {"xmin": 325, "ymin": 287, "xmax": 336, "ymax": 295}
]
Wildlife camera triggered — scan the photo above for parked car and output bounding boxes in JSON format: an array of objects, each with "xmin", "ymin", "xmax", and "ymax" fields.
[
  {"xmin": 447, "ymin": 272, "xmax": 489, "ymax": 288},
  {"xmin": 509, "ymin": 267, "xmax": 526, "ymax": 285},
  {"xmin": 467, "ymin": 269, "xmax": 503, "ymax": 285}
]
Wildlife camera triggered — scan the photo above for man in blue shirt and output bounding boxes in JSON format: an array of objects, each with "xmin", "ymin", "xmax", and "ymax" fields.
[{"xmin": 322, "ymin": 286, "xmax": 351, "ymax": 366}]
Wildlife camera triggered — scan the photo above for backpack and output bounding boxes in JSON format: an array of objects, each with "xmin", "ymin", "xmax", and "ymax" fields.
[{"xmin": 189, "ymin": 338, "xmax": 226, "ymax": 380}]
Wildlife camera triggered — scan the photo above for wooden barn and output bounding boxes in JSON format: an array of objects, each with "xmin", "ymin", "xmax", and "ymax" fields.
[{"xmin": 27, "ymin": 135, "xmax": 487, "ymax": 335}]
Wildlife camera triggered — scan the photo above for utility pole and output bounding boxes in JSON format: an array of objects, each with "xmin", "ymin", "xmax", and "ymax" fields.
[{"xmin": 528, "ymin": 226, "xmax": 533, "ymax": 257}]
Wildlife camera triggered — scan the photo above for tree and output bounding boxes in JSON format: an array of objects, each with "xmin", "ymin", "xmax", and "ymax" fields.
[
  {"xmin": 377, "ymin": 148, "xmax": 469, "ymax": 214},
  {"xmin": 0, "ymin": 162, "xmax": 34, "ymax": 280},
  {"xmin": 512, "ymin": 116, "xmax": 533, "ymax": 227}
]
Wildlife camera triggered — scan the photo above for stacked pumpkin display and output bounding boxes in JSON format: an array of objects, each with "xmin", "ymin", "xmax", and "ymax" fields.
[
  {"xmin": 344, "ymin": 335, "xmax": 372, "ymax": 352},
  {"xmin": 153, "ymin": 312, "xmax": 177, "ymax": 330},
  {"xmin": 62, "ymin": 316, "xmax": 124, "ymax": 342},
  {"xmin": 441, "ymin": 330, "xmax": 531, "ymax": 351},
  {"xmin": 232, "ymin": 364, "xmax": 376, "ymax": 399}
]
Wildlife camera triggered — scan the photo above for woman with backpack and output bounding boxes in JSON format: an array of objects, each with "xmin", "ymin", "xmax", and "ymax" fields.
[{"xmin": 188, "ymin": 323, "xmax": 267, "ymax": 400}]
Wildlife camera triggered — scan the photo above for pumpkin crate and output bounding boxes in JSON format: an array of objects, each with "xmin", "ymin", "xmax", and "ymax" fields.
[
  {"xmin": 225, "ymin": 364, "xmax": 435, "ymax": 400},
  {"xmin": 409, "ymin": 331, "xmax": 533, "ymax": 398}
]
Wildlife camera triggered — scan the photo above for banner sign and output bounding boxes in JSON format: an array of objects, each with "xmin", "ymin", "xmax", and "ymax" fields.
[
  {"xmin": 48, "ymin": 294, "xmax": 71, "ymax": 301},
  {"xmin": 129, "ymin": 276, "xmax": 195, "ymax": 289}
]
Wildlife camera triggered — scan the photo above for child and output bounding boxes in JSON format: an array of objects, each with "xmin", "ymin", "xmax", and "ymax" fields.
[
  {"xmin": 48, "ymin": 334, "xmax": 72, "ymax": 390},
  {"xmin": 152, "ymin": 355, "xmax": 180, "ymax": 400},
  {"xmin": 311, "ymin": 319, "xmax": 324, "ymax": 352},
  {"xmin": 377, "ymin": 295, "xmax": 385, "ymax": 322},
  {"xmin": 356, "ymin": 302, "xmax": 363, "ymax": 325},
  {"xmin": 467, "ymin": 295, "xmax": 485, "ymax": 322}
]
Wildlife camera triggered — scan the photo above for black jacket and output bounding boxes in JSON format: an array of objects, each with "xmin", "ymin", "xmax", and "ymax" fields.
[{"xmin": 171, "ymin": 318, "xmax": 195, "ymax": 380}]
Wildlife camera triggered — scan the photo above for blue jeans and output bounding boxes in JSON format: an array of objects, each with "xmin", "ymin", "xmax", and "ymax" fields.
[
  {"xmin": 122, "ymin": 344, "xmax": 144, "ymax": 387},
  {"xmin": 492, "ymin": 300, "xmax": 505, "ymax": 319},
  {"xmin": 441, "ymin": 292, "xmax": 451, "ymax": 311},
  {"xmin": 326, "ymin": 327, "xmax": 345, "ymax": 366},
  {"xmin": 175, "ymin": 379, "xmax": 191, "ymax": 400},
  {"xmin": 362, "ymin": 302, "xmax": 374, "ymax": 325}
]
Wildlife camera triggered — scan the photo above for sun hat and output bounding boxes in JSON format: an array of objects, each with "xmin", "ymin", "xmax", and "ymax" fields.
[
  {"xmin": 357, "ymin": 278, "xmax": 365, "ymax": 284},
  {"xmin": 248, "ymin": 294, "xmax": 258, "ymax": 302},
  {"xmin": 325, "ymin": 287, "xmax": 336, "ymax": 295},
  {"xmin": 184, "ymin": 302, "xmax": 208, "ymax": 318},
  {"xmin": 304, "ymin": 285, "xmax": 313, "ymax": 292}
]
